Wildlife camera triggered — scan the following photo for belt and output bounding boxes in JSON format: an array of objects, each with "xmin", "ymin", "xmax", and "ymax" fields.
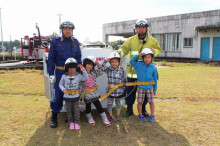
[
  {"xmin": 56, "ymin": 66, "xmax": 64, "ymax": 70},
  {"xmin": 108, "ymin": 83, "xmax": 114, "ymax": 89},
  {"xmin": 80, "ymin": 85, "xmax": 98, "ymax": 99},
  {"xmin": 99, "ymin": 81, "xmax": 155, "ymax": 101},
  {"xmin": 66, "ymin": 90, "xmax": 79, "ymax": 95}
]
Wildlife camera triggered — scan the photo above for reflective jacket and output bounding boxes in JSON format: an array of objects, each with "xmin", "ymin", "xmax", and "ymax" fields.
[
  {"xmin": 48, "ymin": 36, "xmax": 82, "ymax": 76},
  {"xmin": 118, "ymin": 34, "xmax": 161, "ymax": 78}
]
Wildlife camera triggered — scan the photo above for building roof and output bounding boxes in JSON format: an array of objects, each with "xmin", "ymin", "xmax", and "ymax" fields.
[{"xmin": 195, "ymin": 25, "xmax": 220, "ymax": 31}]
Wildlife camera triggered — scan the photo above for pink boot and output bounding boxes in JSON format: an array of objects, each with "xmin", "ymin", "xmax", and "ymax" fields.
[
  {"xmin": 69, "ymin": 123, "xmax": 75, "ymax": 130},
  {"xmin": 74, "ymin": 123, "xmax": 80, "ymax": 130}
]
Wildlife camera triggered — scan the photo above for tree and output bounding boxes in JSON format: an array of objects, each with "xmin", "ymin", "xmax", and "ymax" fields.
[
  {"xmin": 91, "ymin": 41, "xmax": 104, "ymax": 45},
  {"xmin": 0, "ymin": 40, "xmax": 20, "ymax": 52},
  {"xmin": 109, "ymin": 40, "xmax": 125, "ymax": 50}
]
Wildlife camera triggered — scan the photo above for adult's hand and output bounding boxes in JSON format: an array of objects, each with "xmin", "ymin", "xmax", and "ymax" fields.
[
  {"xmin": 150, "ymin": 48, "xmax": 155, "ymax": 54},
  {"xmin": 49, "ymin": 75, "xmax": 56, "ymax": 84}
]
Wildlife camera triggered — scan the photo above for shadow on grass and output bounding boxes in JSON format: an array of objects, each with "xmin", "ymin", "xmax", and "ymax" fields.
[{"xmin": 27, "ymin": 107, "xmax": 190, "ymax": 145}]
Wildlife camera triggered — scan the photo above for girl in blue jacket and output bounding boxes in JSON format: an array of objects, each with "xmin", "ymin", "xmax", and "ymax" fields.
[{"xmin": 129, "ymin": 48, "xmax": 157, "ymax": 122}]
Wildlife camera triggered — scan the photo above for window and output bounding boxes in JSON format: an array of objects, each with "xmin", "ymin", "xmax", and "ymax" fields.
[
  {"xmin": 152, "ymin": 33, "xmax": 181, "ymax": 51},
  {"xmin": 184, "ymin": 38, "xmax": 193, "ymax": 47}
]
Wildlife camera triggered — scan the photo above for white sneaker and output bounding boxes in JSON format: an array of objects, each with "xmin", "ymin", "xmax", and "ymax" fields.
[
  {"xmin": 88, "ymin": 118, "xmax": 96, "ymax": 125},
  {"xmin": 103, "ymin": 119, "xmax": 111, "ymax": 126}
]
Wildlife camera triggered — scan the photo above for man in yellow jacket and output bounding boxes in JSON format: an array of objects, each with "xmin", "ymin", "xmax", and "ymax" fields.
[{"xmin": 118, "ymin": 18, "xmax": 161, "ymax": 117}]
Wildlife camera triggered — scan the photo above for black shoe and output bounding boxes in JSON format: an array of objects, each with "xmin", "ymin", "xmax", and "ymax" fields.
[
  {"xmin": 50, "ymin": 112, "xmax": 57, "ymax": 128},
  {"xmin": 142, "ymin": 111, "xmax": 149, "ymax": 117},
  {"xmin": 124, "ymin": 105, "xmax": 133, "ymax": 117}
]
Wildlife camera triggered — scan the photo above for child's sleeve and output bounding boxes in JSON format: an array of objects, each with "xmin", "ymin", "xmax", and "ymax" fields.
[
  {"xmin": 129, "ymin": 55, "xmax": 139, "ymax": 70},
  {"xmin": 80, "ymin": 68, "xmax": 89, "ymax": 81},
  {"xmin": 59, "ymin": 75, "xmax": 66, "ymax": 91},
  {"xmin": 153, "ymin": 67, "xmax": 158, "ymax": 92},
  {"xmin": 94, "ymin": 65, "xmax": 103, "ymax": 77},
  {"xmin": 99, "ymin": 59, "xmax": 109, "ymax": 74}
]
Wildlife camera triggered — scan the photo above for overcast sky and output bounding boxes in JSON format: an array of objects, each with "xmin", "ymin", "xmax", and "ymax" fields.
[{"xmin": 0, "ymin": 0, "xmax": 219, "ymax": 43}]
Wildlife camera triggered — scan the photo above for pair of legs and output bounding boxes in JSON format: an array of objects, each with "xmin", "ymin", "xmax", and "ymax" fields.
[
  {"xmin": 50, "ymin": 75, "xmax": 63, "ymax": 128},
  {"xmin": 137, "ymin": 102, "xmax": 154, "ymax": 116},
  {"xmin": 86, "ymin": 99, "xmax": 111, "ymax": 126},
  {"xmin": 107, "ymin": 97, "xmax": 122, "ymax": 117},
  {"xmin": 65, "ymin": 99, "xmax": 80, "ymax": 124},
  {"xmin": 86, "ymin": 99, "xmax": 104, "ymax": 114},
  {"xmin": 137, "ymin": 87, "xmax": 155, "ymax": 117},
  {"xmin": 125, "ymin": 77, "xmax": 148, "ymax": 115}
]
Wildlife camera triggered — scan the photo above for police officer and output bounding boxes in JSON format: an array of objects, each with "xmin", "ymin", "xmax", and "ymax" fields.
[
  {"xmin": 48, "ymin": 21, "xmax": 82, "ymax": 128},
  {"xmin": 118, "ymin": 18, "xmax": 161, "ymax": 117}
]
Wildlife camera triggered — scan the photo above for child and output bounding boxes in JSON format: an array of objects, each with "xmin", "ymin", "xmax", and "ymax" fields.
[
  {"xmin": 100, "ymin": 52, "xmax": 126, "ymax": 122},
  {"xmin": 129, "ymin": 48, "xmax": 157, "ymax": 122},
  {"xmin": 59, "ymin": 57, "xmax": 89, "ymax": 130},
  {"xmin": 82, "ymin": 56, "xmax": 111, "ymax": 126}
]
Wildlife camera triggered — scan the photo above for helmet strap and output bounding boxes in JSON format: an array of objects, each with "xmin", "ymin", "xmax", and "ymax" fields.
[{"xmin": 138, "ymin": 31, "xmax": 147, "ymax": 39}]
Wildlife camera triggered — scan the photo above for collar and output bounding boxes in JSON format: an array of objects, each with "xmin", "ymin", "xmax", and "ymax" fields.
[
  {"xmin": 61, "ymin": 35, "xmax": 74, "ymax": 42},
  {"xmin": 135, "ymin": 34, "xmax": 148, "ymax": 43}
]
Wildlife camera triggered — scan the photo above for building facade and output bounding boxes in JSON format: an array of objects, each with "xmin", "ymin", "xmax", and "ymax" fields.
[{"xmin": 103, "ymin": 9, "xmax": 220, "ymax": 61}]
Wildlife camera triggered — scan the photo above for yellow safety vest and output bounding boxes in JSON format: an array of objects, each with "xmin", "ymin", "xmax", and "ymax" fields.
[{"xmin": 118, "ymin": 34, "xmax": 161, "ymax": 78}]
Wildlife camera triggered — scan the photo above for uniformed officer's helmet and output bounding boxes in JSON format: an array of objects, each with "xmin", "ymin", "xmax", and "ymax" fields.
[
  {"xmin": 59, "ymin": 21, "xmax": 75, "ymax": 29},
  {"xmin": 135, "ymin": 19, "xmax": 149, "ymax": 28}
]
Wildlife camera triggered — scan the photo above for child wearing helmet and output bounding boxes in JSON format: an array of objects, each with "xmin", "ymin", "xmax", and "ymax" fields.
[
  {"xmin": 59, "ymin": 58, "xmax": 89, "ymax": 130},
  {"xmin": 99, "ymin": 52, "xmax": 126, "ymax": 122},
  {"xmin": 129, "ymin": 48, "xmax": 158, "ymax": 122},
  {"xmin": 82, "ymin": 56, "xmax": 111, "ymax": 126}
]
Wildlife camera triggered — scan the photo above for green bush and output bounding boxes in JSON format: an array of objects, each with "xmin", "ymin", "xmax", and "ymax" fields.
[{"xmin": 161, "ymin": 60, "xmax": 167, "ymax": 66}]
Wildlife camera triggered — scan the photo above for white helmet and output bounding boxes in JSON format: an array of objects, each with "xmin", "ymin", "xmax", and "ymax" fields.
[
  {"xmin": 141, "ymin": 48, "xmax": 154, "ymax": 57},
  {"xmin": 65, "ymin": 57, "xmax": 77, "ymax": 65},
  {"xmin": 108, "ymin": 52, "xmax": 120, "ymax": 60},
  {"xmin": 84, "ymin": 56, "xmax": 96, "ymax": 64},
  {"xmin": 135, "ymin": 18, "xmax": 149, "ymax": 28},
  {"xmin": 64, "ymin": 58, "xmax": 78, "ymax": 73}
]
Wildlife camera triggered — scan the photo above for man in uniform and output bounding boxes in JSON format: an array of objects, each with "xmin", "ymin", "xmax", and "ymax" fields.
[{"xmin": 48, "ymin": 21, "xmax": 82, "ymax": 128}]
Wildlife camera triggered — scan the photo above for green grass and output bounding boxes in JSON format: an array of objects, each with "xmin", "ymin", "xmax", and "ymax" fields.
[
  {"xmin": 0, "ymin": 63, "xmax": 220, "ymax": 145},
  {"xmin": 0, "ymin": 69, "xmax": 45, "ymax": 96},
  {"xmin": 155, "ymin": 62, "xmax": 220, "ymax": 101}
]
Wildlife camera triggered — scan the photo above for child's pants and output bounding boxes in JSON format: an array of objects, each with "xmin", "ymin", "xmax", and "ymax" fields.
[
  {"xmin": 107, "ymin": 97, "xmax": 122, "ymax": 112},
  {"xmin": 65, "ymin": 100, "xmax": 80, "ymax": 124},
  {"xmin": 86, "ymin": 99, "xmax": 104, "ymax": 114}
]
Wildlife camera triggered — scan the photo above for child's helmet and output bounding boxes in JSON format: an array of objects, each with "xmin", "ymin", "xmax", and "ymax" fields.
[
  {"xmin": 108, "ymin": 52, "xmax": 121, "ymax": 63},
  {"xmin": 64, "ymin": 58, "xmax": 78, "ymax": 73},
  {"xmin": 108, "ymin": 52, "xmax": 120, "ymax": 59},
  {"xmin": 141, "ymin": 48, "xmax": 154, "ymax": 58},
  {"xmin": 83, "ymin": 56, "xmax": 96, "ymax": 68}
]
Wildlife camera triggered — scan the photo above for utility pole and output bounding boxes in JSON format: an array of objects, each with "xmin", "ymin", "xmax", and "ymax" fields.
[
  {"xmin": 10, "ymin": 35, "xmax": 12, "ymax": 57},
  {"xmin": 57, "ymin": 13, "xmax": 63, "ymax": 35},
  {"xmin": 0, "ymin": 8, "xmax": 5, "ymax": 61}
]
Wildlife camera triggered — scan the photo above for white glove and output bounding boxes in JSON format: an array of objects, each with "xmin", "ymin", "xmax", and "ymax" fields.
[{"xmin": 49, "ymin": 75, "xmax": 56, "ymax": 84}]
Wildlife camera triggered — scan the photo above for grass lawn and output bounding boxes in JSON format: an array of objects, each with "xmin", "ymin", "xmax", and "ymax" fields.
[{"xmin": 0, "ymin": 63, "xmax": 220, "ymax": 145}]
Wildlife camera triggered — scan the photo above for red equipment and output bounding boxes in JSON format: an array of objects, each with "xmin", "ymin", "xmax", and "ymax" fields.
[{"xmin": 21, "ymin": 24, "xmax": 50, "ymax": 60}]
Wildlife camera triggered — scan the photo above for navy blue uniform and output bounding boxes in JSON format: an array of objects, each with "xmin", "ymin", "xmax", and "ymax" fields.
[{"xmin": 48, "ymin": 36, "xmax": 82, "ymax": 113}]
